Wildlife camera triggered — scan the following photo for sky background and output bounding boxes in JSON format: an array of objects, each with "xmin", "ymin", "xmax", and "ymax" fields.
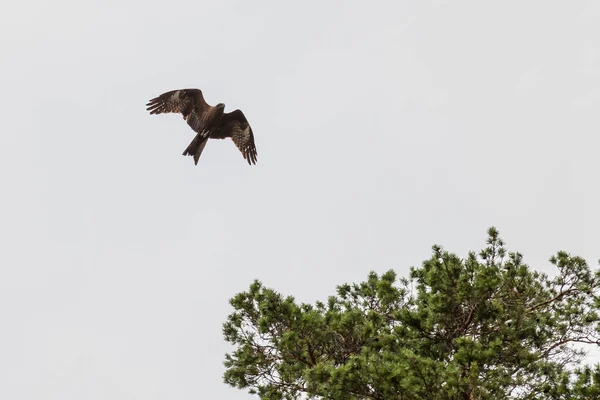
[{"xmin": 1, "ymin": 0, "xmax": 599, "ymax": 399}]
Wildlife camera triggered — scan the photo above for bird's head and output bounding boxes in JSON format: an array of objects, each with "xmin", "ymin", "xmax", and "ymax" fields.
[{"xmin": 216, "ymin": 103, "xmax": 225, "ymax": 111}]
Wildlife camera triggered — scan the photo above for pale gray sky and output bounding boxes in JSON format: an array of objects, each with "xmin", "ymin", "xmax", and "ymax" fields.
[{"xmin": 1, "ymin": 1, "xmax": 599, "ymax": 399}]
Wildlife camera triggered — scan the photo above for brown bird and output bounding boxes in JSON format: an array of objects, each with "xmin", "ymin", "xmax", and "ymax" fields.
[{"xmin": 146, "ymin": 88, "xmax": 258, "ymax": 165}]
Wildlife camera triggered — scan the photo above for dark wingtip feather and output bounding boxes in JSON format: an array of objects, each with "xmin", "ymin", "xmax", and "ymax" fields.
[
  {"xmin": 145, "ymin": 96, "xmax": 165, "ymax": 113},
  {"xmin": 146, "ymin": 103, "xmax": 163, "ymax": 114},
  {"xmin": 146, "ymin": 98, "xmax": 159, "ymax": 107},
  {"xmin": 245, "ymin": 150, "xmax": 257, "ymax": 165}
]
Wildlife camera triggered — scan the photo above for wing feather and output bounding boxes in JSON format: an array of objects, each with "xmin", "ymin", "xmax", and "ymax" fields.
[
  {"xmin": 185, "ymin": 111, "xmax": 205, "ymax": 134},
  {"xmin": 146, "ymin": 88, "xmax": 212, "ymax": 134},
  {"xmin": 215, "ymin": 109, "xmax": 258, "ymax": 165},
  {"xmin": 146, "ymin": 89, "xmax": 208, "ymax": 116}
]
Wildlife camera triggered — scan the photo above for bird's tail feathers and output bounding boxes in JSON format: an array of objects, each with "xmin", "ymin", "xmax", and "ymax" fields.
[{"xmin": 182, "ymin": 131, "xmax": 210, "ymax": 165}]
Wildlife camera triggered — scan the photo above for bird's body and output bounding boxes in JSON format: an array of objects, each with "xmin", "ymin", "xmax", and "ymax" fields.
[{"xmin": 146, "ymin": 88, "xmax": 258, "ymax": 165}]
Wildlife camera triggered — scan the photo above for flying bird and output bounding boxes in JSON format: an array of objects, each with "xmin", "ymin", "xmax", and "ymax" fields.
[{"xmin": 146, "ymin": 88, "xmax": 258, "ymax": 165}]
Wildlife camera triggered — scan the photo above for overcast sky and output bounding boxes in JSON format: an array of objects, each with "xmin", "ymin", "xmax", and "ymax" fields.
[{"xmin": 1, "ymin": 1, "xmax": 599, "ymax": 399}]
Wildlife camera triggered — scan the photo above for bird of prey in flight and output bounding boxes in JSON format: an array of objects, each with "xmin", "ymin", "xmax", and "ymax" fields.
[{"xmin": 146, "ymin": 88, "xmax": 258, "ymax": 165}]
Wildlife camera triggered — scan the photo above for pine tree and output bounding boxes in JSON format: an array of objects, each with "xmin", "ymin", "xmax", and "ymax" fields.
[{"xmin": 222, "ymin": 228, "xmax": 600, "ymax": 399}]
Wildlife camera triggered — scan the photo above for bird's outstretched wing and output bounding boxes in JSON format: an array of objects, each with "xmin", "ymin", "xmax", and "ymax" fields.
[
  {"xmin": 146, "ymin": 89, "xmax": 207, "ymax": 116},
  {"xmin": 215, "ymin": 109, "xmax": 258, "ymax": 165},
  {"xmin": 146, "ymin": 89, "xmax": 211, "ymax": 134}
]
